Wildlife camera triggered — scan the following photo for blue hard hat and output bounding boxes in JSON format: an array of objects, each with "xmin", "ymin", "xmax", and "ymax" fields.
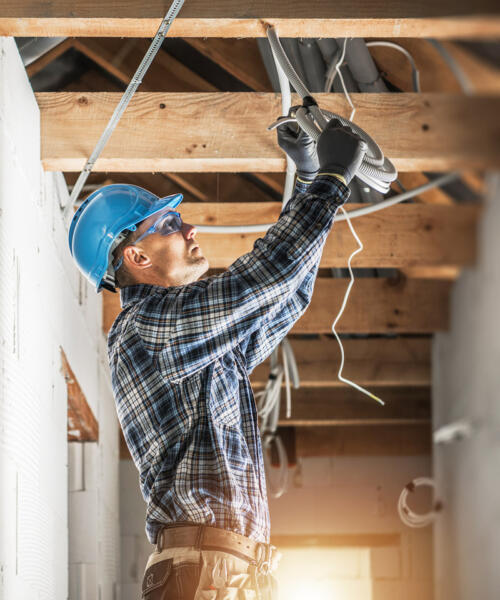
[{"xmin": 68, "ymin": 183, "xmax": 183, "ymax": 293}]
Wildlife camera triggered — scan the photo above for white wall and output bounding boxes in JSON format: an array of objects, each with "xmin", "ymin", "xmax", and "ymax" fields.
[
  {"xmin": 0, "ymin": 37, "xmax": 119, "ymax": 600},
  {"xmin": 433, "ymin": 173, "xmax": 500, "ymax": 600},
  {"xmin": 119, "ymin": 460, "xmax": 155, "ymax": 600},
  {"xmin": 269, "ymin": 454, "xmax": 433, "ymax": 600}
]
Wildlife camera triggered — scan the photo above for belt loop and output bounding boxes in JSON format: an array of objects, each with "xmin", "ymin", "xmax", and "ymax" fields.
[
  {"xmin": 195, "ymin": 524, "xmax": 205, "ymax": 550},
  {"xmin": 157, "ymin": 528, "xmax": 164, "ymax": 553}
]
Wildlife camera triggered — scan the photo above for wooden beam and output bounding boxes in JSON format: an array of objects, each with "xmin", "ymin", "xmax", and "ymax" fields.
[
  {"xmin": 60, "ymin": 348, "xmax": 99, "ymax": 442},
  {"xmin": 400, "ymin": 266, "xmax": 460, "ymax": 280},
  {"xmin": 251, "ymin": 337, "xmax": 431, "ymax": 388},
  {"xmin": 3, "ymin": 2, "xmax": 500, "ymax": 38},
  {"xmin": 184, "ymin": 38, "xmax": 271, "ymax": 91},
  {"xmin": 370, "ymin": 39, "xmax": 500, "ymax": 94},
  {"xmin": 295, "ymin": 424, "xmax": 431, "ymax": 457},
  {"xmin": 102, "ymin": 277, "xmax": 451, "ymax": 335},
  {"xmin": 295, "ymin": 278, "xmax": 450, "ymax": 334},
  {"xmin": 396, "ymin": 173, "xmax": 455, "ymax": 205},
  {"xmin": 72, "ymin": 38, "xmax": 217, "ymax": 92},
  {"xmin": 277, "ymin": 387, "xmax": 430, "ymax": 426},
  {"xmin": 179, "ymin": 202, "xmax": 479, "ymax": 268},
  {"xmin": 37, "ymin": 92, "xmax": 500, "ymax": 172},
  {"xmin": 26, "ymin": 38, "xmax": 74, "ymax": 78}
]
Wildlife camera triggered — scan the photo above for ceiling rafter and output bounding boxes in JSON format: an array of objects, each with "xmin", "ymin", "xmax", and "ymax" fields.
[
  {"xmin": 102, "ymin": 277, "xmax": 451, "ymax": 335},
  {"xmin": 3, "ymin": 1, "xmax": 500, "ymax": 37},
  {"xmin": 37, "ymin": 92, "xmax": 500, "ymax": 172}
]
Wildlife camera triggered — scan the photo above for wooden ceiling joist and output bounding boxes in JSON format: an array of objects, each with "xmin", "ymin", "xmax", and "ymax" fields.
[
  {"xmin": 2, "ymin": 1, "xmax": 500, "ymax": 38},
  {"xmin": 179, "ymin": 202, "xmax": 479, "ymax": 269},
  {"xmin": 295, "ymin": 424, "xmax": 431, "ymax": 457},
  {"xmin": 71, "ymin": 38, "xmax": 217, "ymax": 92},
  {"xmin": 102, "ymin": 277, "xmax": 451, "ymax": 335},
  {"xmin": 251, "ymin": 337, "xmax": 431, "ymax": 388},
  {"xmin": 278, "ymin": 387, "xmax": 430, "ymax": 426},
  {"xmin": 295, "ymin": 278, "xmax": 450, "ymax": 334},
  {"xmin": 38, "ymin": 92, "xmax": 500, "ymax": 172}
]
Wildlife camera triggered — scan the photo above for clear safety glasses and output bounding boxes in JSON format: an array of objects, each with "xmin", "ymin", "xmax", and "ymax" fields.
[{"xmin": 113, "ymin": 210, "xmax": 183, "ymax": 272}]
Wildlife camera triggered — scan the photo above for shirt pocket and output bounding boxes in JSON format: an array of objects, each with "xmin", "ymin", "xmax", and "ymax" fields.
[{"xmin": 208, "ymin": 355, "xmax": 242, "ymax": 428}]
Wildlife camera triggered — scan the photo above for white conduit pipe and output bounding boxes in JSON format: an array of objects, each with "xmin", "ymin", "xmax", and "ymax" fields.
[
  {"xmin": 273, "ymin": 40, "xmax": 297, "ymax": 207},
  {"xmin": 267, "ymin": 27, "xmax": 397, "ymax": 194},
  {"xmin": 194, "ymin": 28, "xmax": 460, "ymax": 234},
  {"xmin": 194, "ymin": 172, "xmax": 460, "ymax": 233}
]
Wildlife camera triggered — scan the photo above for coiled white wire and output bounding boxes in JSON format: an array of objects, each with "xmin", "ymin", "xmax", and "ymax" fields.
[
  {"xmin": 256, "ymin": 338, "xmax": 300, "ymax": 498},
  {"xmin": 397, "ymin": 477, "xmax": 440, "ymax": 528}
]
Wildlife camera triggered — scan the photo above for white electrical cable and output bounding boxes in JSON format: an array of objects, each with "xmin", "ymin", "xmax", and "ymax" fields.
[
  {"xmin": 262, "ymin": 433, "xmax": 289, "ymax": 499},
  {"xmin": 331, "ymin": 206, "xmax": 384, "ymax": 405},
  {"xmin": 397, "ymin": 477, "xmax": 440, "ymax": 528},
  {"xmin": 256, "ymin": 339, "xmax": 299, "ymax": 498},
  {"xmin": 335, "ymin": 38, "xmax": 356, "ymax": 122},
  {"xmin": 366, "ymin": 41, "xmax": 421, "ymax": 92},
  {"xmin": 62, "ymin": 0, "xmax": 185, "ymax": 225},
  {"xmin": 193, "ymin": 172, "xmax": 460, "ymax": 233},
  {"xmin": 327, "ymin": 42, "xmax": 384, "ymax": 405},
  {"xmin": 272, "ymin": 37, "xmax": 296, "ymax": 207}
]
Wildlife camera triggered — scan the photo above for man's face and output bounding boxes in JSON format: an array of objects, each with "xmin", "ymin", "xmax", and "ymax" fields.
[{"xmin": 125, "ymin": 208, "xmax": 209, "ymax": 287}]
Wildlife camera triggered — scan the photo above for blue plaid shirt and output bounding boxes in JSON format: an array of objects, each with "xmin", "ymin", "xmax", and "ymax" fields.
[{"xmin": 107, "ymin": 175, "xmax": 349, "ymax": 544}]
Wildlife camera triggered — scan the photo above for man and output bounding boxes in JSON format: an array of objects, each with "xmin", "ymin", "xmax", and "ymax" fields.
[{"xmin": 68, "ymin": 118, "xmax": 366, "ymax": 599}]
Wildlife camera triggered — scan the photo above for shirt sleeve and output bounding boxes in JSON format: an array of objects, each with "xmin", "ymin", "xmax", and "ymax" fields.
[
  {"xmin": 149, "ymin": 175, "xmax": 349, "ymax": 382},
  {"xmin": 237, "ymin": 178, "xmax": 323, "ymax": 374}
]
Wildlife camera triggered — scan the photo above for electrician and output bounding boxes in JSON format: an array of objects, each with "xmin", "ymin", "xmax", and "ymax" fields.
[{"xmin": 68, "ymin": 119, "xmax": 366, "ymax": 599}]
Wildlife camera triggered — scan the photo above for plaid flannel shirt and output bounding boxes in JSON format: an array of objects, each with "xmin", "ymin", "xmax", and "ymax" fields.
[{"xmin": 107, "ymin": 175, "xmax": 349, "ymax": 544}]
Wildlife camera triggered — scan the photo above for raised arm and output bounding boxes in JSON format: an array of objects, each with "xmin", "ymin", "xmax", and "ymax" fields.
[{"xmin": 139, "ymin": 121, "xmax": 365, "ymax": 382}]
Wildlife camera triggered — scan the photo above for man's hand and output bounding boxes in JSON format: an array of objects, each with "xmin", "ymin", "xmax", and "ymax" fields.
[
  {"xmin": 277, "ymin": 122, "xmax": 319, "ymax": 182},
  {"xmin": 317, "ymin": 118, "xmax": 367, "ymax": 184}
]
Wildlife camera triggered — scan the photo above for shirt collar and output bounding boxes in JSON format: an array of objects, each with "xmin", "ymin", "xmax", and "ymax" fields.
[{"xmin": 119, "ymin": 283, "xmax": 165, "ymax": 309}]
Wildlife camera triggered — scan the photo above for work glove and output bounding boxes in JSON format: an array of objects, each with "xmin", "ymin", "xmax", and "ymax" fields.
[
  {"xmin": 277, "ymin": 121, "xmax": 319, "ymax": 182},
  {"xmin": 316, "ymin": 118, "xmax": 367, "ymax": 184}
]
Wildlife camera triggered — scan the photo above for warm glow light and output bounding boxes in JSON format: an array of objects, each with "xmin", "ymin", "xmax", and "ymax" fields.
[
  {"xmin": 281, "ymin": 578, "xmax": 332, "ymax": 600},
  {"xmin": 275, "ymin": 547, "xmax": 373, "ymax": 600}
]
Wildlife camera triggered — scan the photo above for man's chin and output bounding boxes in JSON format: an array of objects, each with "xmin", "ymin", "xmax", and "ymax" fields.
[{"xmin": 191, "ymin": 255, "xmax": 209, "ymax": 276}]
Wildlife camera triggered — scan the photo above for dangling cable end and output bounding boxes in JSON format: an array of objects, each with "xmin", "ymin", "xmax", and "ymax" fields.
[{"xmin": 369, "ymin": 393, "xmax": 385, "ymax": 406}]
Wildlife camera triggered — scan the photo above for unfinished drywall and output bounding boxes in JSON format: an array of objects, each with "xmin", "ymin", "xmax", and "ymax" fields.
[
  {"xmin": 0, "ymin": 37, "xmax": 119, "ymax": 599},
  {"xmin": 433, "ymin": 173, "xmax": 500, "ymax": 600}
]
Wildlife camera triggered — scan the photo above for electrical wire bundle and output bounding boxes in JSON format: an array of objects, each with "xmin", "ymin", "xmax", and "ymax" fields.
[
  {"xmin": 255, "ymin": 338, "xmax": 299, "ymax": 498},
  {"xmin": 397, "ymin": 477, "xmax": 441, "ymax": 528}
]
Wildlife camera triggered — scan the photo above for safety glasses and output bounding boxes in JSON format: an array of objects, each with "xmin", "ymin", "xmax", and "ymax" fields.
[{"xmin": 113, "ymin": 210, "xmax": 183, "ymax": 272}]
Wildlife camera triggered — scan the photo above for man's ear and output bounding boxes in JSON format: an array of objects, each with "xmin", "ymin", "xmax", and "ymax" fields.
[{"xmin": 123, "ymin": 245, "xmax": 152, "ymax": 271}]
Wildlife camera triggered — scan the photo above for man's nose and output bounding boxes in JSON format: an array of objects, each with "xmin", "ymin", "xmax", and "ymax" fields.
[{"xmin": 183, "ymin": 222, "xmax": 197, "ymax": 239}]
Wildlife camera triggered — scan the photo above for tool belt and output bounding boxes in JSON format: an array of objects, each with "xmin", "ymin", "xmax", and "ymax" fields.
[{"xmin": 156, "ymin": 524, "xmax": 280, "ymax": 574}]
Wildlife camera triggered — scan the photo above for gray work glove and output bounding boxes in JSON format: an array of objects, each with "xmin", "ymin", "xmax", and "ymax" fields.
[
  {"xmin": 316, "ymin": 118, "xmax": 367, "ymax": 184},
  {"xmin": 277, "ymin": 121, "xmax": 319, "ymax": 181}
]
